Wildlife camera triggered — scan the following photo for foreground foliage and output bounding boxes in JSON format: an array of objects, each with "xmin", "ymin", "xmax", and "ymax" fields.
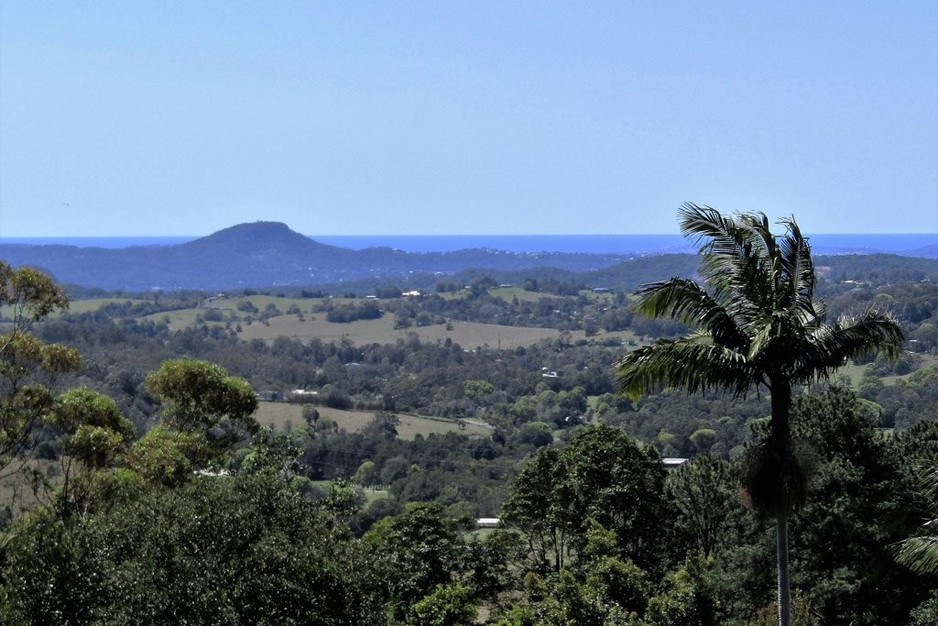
[
  {"xmin": 1, "ymin": 388, "xmax": 935, "ymax": 624},
  {"xmin": 3, "ymin": 470, "xmax": 383, "ymax": 625}
]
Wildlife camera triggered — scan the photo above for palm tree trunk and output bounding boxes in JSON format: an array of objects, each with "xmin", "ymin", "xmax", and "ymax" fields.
[
  {"xmin": 770, "ymin": 378, "xmax": 793, "ymax": 626},
  {"xmin": 776, "ymin": 510, "xmax": 791, "ymax": 626}
]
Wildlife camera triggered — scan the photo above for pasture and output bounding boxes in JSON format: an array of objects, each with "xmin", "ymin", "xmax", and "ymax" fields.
[
  {"xmin": 238, "ymin": 314, "xmax": 576, "ymax": 350},
  {"xmin": 74, "ymin": 293, "xmax": 642, "ymax": 349},
  {"xmin": 148, "ymin": 308, "xmax": 211, "ymax": 331},
  {"xmin": 488, "ymin": 286, "xmax": 543, "ymax": 303},
  {"xmin": 835, "ymin": 353, "xmax": 936, "ymax": 386},
  {"xmin": 253, "ymin": 401, "xmax": 492, "ymax": 439},
  {"xmin": 1, "ymin": 297, "xmax": 151, "ymax": 319},
  {"xmin": 308, "ymin": 480, "xmax": 389, "ymax": 505},
  {"xmin": 0, "ymin": 459, "xmax": 61, "ymax": 518},
  {"xmin": 66, "ymin": 298, "xmax": 151, "ymax": 314}
]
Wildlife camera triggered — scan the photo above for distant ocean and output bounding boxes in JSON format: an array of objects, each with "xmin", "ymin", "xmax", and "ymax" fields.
[{"xmin": 0, "ymin": 233, "xmax": 935, "ymax": 256}]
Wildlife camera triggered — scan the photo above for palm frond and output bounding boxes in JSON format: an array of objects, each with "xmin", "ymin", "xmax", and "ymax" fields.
[
  {"xmin": 615, "ymin": 336, "xmax": 754, "ymax": 400},
  {"xmin": 737, "ymin": 213, "xmax": 786, "ymax": 315},
  {"xmin": 896, "ymin": 535, "xmax": 938, "ymax": 576},
  {"xmin": 812, "ymin": 300, "xmax": 829, "ymax": 325},
  {"xmin": 894, "ymin": 464, "xmax": 938, "ymax": 575},
  {"xmin": 744, "ymin": 312, "xmax": 782, "ymax": 361},
  {"xmin": 680, "ymin": 204, "xmax": 755, "ymax": 284},
  {"xmin": 678, "ymin": 203, "xmax": 738, "ymax": 249},
  {"xmin": 921, "ymin": 463, "xmax": 938, "ymax": 499},
  {"xmin": 739, "ymin": 212, "xmax": 777, "ymax": 266},
  {"xmin": 633, "ymin": 278, "xmax": 749, "ymax": 349},
  {"xmin": 778, "ymin": 216, "xmax": 816, "ymax": 314},
  {"xmin": 679, "ymin": 204, "xmax": 781, "ymax": 314},
  {"xmin": 625, "ymin": 205, "xmax": 903, "ymax": 415},
  {"xmin": 791, "ymin": 310, "xmax": 905, "ymax": 382}
]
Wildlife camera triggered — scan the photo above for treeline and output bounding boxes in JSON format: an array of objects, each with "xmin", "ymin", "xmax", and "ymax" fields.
[
  {"xmin": 4, "ymin": 391, "xmax": 937, "ymax": 624},
  {"xmin": 32, "ymin": 302, "xmax": 938, "ymax": 463}
]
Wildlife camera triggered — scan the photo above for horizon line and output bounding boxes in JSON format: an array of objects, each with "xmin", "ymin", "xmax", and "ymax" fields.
[{"xmin": 1, "ymin": 232, "xmax": 936, "ymax": 239}]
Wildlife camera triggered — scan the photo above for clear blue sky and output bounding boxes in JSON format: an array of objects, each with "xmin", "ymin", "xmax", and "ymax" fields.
[{"xmin": 1, "ymin": 1, "xmax": 936, "ymax": 237}]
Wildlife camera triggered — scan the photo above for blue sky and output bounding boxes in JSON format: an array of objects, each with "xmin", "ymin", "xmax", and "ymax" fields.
[{"xmin": 1, "ymin": 1, "xmax": 936, "ymax": 237}]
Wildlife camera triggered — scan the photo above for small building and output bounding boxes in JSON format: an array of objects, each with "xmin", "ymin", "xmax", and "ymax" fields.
[
  {"xmin": 663, "ymin": 457, "xmax": 688, "ymax": 469},
  {"xmin": 288, "ymin": 389, "xmax": 319, "ymax": 402},
  {"xmin": 476, "ymin": 518, "xmax": 500, "ymax": 528}
]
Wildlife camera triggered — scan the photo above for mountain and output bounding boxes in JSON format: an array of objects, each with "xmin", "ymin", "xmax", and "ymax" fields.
[
  {"xmin": 903, "ymin": 243, "xmax": 938, "ymax": 259},
  {"xmin": 0, "ymin": 222, "xmax": 629, "ymax": 291}
]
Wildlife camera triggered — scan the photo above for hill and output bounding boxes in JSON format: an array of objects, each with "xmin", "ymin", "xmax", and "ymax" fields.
[
  {"xmin": 0, "ymin": 221, "xmax": 628, "ymax": 291},
  {"xmin": 2, "ymin": 222, "xmax": 937, "ymax": 292}
]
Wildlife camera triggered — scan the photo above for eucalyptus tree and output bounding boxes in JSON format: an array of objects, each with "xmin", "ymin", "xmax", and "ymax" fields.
[
  {"xmin": 127, "ymin": 358, "xmax": 259, "ymax": 486},
  {"xmin": 0, "ymin": 262, "xmax": 77, "ymax": 483},
  {"xmin": 615, "ymin": 203, "xmax": 904, "ymax": 626},
  {"xmin": 48, "ymin": 387, "xmax": 135, "ymax": 518}
]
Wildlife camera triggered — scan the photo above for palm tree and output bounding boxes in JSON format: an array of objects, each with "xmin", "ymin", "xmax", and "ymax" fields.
[
  {"xmin": 895, "ymin": 464, "xmax": 938, "ymax": 576},
  {"xmin": 616, "ymin": 203, "xmax": 904, "ymax": 626}
]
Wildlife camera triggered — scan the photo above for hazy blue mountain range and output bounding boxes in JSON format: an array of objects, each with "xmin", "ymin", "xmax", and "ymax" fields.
[
  {"xmin": 0, "ymin": 222, "xmax": 631, "ymax": 291},
  {"xmin": 3, "ymin": 233, "xmax": 936, "ymax": 256},
  {"xmin": 2, "ymin": 222, "xmax": 936, "ymax": 292}
]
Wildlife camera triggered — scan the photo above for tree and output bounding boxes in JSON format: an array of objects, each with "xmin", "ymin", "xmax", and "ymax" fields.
[
  {"xmin": 667, "ymin": 453, "xmax": 741, "ymax": 558},
  {"xmin": 362, "ymin": 411, "xmax": 399, "ymax": 440},
  {"xmin": 786, "ymin": 386, "xmax": 927, "ymax": 624},
  {"xmin": 501, "ymin": 446, "xmax": 572, "ymax": 572},
  {"xmin": 0, "ymin": 262, "xmax": 78, "ymax": 485},
  {"xmin": 363, "ymin": 502, "xmax": 467, "ymax": 620},
  {"xmin": 615, "ymin": 204, "xmax": 904, "ymax": 626},
  {"xmin": 2, "ymin": 471, "xmax": 382, "ymax": 624},
  {"xmin": 352, "ymin": 460, "xmax": 377, "ymax": 487},
  {"xmin": 895, "ymin": 463, "xmax": 938, "ymax": 576},
  {"xmin": 0, "ymin": 262, "xmax": 70, "ymax": 341},
  {"xmin": 51, "ymin": 387, "xmax": 134, "ymax": 470},
  {"xmin": 643, "ymin": 556, "xmax": 718, "ymax": 626},
  {"xmin": 128, "ymin": 358, "xmax": 259, "ymax": 485},
  {"xmin": 501, "ymin": 424, "xmax": 667, "ymax": 574},
  {"xmin": 47, "ymin": 387, "xmax": 135, "ymax": 518},
  {"xmin": 405, "ymin": 582, "xmax": 476, "ymax": 626},
  {"xmin": 145, "ymin": 357, "xmax": 258, "ymax": 435}
]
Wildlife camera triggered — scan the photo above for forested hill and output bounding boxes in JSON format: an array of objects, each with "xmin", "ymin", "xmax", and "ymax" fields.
[
  {"xmin": 2, "ymin": 221, "xmax": 937, "ymax": 292},
  {"xmin": 0, "ymin": 222, "xmax": 629, "ymax": 291}
]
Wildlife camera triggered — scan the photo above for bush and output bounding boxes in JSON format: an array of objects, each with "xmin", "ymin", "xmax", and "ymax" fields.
[{"xmin": 406, "ymin": 583, "xmax": 476, "ymax": 626}]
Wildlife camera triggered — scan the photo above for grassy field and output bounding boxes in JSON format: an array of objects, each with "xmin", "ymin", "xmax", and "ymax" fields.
[
  {"xmin": 835, "ymin": 361, "xmax": 871, "ymax": 386},
  {"xmin": 468, "ymin": 286, "xmax": 618, "ymax": 305},
  {"xmin": 0, "ymin": 459, "xmax": 61, "ymax": 517},
  {"xmin": 2, "ymin": 297, "xmax": 151, "ymax": 319},
  {"xmin": 148, "ymin": 304, "xmax": 641, "ymax": 350},
  {"xmin": 211, "ymin": 292, "xmax": 643, "ymax": 349},
  {"xmin": 238, "ymin": 314, "xmax": 575, "ymax": 350},
  {"xmin": 882, "ymin": 353, "xmax": 937, "ymax": 384},
  {"xmin": 487, "ymin": 286, "xmax": 543, "ymax": 303},
  {"xmin": 835, "ymin": 353, "xmax": 936, "ymax": 386},
  {"xmin": 67, "ymin": 298, "xmax": 151, "ymax": 314},
  {"xmin": 308, "ymin": 479, "xmax": 389, "ymax": 505},
  {"xmin": 209, "ymin": 294, "xmax": 342, "ymax": 313},
  {"xmin": 207, "ymin": 295, "xmax": 364, "ymax": 314},
  {"xmin": 61, "ymin": 292, "xmax": 642, "ymax": 350},
  {"xmin": 149, "ymin": 308, "xmax": 213, "ymax": 331},
  {"xmin": 254, "ymin": 401, "xmax": 492, "ymax": 439},
  {"xmin": 594, "ymin": 328, "xmax": 642, "ymax": 346}
]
